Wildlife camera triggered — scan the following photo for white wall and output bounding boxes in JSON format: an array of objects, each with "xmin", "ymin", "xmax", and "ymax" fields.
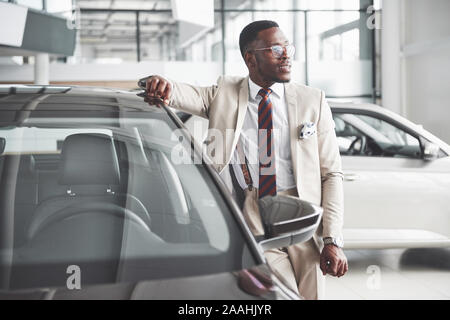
[
  {"xmin": 0, "ymin": 61, "xmax": 222, "ymax": 86},
  {"xmin": 382, "ymin": 0, "xmax": 450, "ymax": 144},
  {"xmin": 403, "ymin": 0, "xmax": 450, "ymax": 144},
  {"xmin": 381, "ymin": 0, "xmax": 402, "ymax": 114}
]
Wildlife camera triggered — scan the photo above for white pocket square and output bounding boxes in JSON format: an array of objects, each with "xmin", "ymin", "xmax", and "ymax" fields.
[{"xmin": 298, "ymin": 122, "xmax": 316, "ymax": 139}]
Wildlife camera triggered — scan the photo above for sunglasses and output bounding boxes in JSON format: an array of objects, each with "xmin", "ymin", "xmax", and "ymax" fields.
[{"xmin": 250, "ymin": 44, "xmax": 295, "ymax": 58}]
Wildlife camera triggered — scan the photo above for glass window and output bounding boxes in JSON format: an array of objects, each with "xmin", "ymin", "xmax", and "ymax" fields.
[
  {"xmin": 224, "ymin": 11, "xmax": 251, "ymax": 75},
  {"xmin": 79, "ymin": 12, "xmax": 138, "ymax": 63},
  {"xmin": 15, "ymin": 0, "xmax": 43, "ymax": 10},
  {"xmin": 333, "ymin": 112, "xmax": 422, "ymax": 159},
  {"xmin": 0, "ymin": 111, "xmax": 255, "ymax": 290},
  {"xmin": 138, "ymin": 11, "xmax": 221, "ymax": 62},
  {"xmin": 45, "ymin": 0, "xmax": 72, "ymax": 18},
  {"xmin": 57, "ymin": 0, "xmax": 379, "ymax": 102},
  {"xmin": 139, "ymin": 12, "xmax": 176, "ymax": 61},
  {"xmin": 307, "ymin": 11, "xmax": 373, "ymax": 96},
  {"xmin": 222, "ymin": 0, "xmax": 362, "ymax": 10},
  {"xmin": 0, "ymin": 127, "xmax": 112, "ymax": 153}
]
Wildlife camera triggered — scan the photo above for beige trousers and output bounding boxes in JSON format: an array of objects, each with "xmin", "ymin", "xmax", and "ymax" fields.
[{"xmin": 242, "ymin": 187, "xmax": 325, "ymax": 300}]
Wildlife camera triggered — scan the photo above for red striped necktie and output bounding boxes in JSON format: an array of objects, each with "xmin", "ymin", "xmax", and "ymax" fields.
[{"xmin": 258, "ymin": 88, "xmax": 277, "ymax": 198}]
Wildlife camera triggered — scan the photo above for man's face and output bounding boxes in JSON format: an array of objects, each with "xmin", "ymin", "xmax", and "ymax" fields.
[{"xmin": 247, "ymin": 27, "xmax": 292, "ymax": 84}]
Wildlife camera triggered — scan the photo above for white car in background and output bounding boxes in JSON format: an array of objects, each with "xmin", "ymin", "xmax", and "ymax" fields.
[{"xmin": 180, "ymin": 102, "xmax": 450, "ymax": 250}]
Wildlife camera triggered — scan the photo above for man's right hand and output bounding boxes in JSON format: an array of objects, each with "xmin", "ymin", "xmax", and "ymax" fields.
[{"xmin": 142, "ymin": 75, "xmax": 173, "ymax": 106}]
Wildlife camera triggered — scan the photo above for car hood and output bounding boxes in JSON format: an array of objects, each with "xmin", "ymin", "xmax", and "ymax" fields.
[{"xmin": 0, "ymin": 265, "xmax": 298, "ymax": 300}]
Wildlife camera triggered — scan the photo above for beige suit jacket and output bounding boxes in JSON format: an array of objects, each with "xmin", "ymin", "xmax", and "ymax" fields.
[{"xmin": 169, "ymin": 75, "xmax": 344, "ymax": 239}]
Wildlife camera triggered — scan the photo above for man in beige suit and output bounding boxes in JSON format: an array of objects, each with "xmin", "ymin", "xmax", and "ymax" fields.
[{"xmin": 143, "ymin": 20, "xmax": 348, "ymax": 300}]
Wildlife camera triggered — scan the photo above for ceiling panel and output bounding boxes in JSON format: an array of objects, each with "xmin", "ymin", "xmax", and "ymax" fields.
[
  {"xmin": 76, "ymin": 0, "xmax": 207, "ymax": 59},
  {"xmin": 77, "ymin": 0, "xmax": 171, "ymax": 10}
]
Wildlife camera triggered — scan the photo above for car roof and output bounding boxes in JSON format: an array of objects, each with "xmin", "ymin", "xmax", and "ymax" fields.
[
  {"xmin": 0, "ymin": 84, "xmax": 161, "ymax": 113},
  {"xmin": 1, "ymin": 85, "xmax": 448, "ymax": 152}
]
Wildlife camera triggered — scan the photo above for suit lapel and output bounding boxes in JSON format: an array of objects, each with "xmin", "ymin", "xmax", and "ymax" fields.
[
  {"xmin": 284, "ymin": 82, "xmax": 301, "ymax": 193},
  {"xmin": 234, "ymin": 76, "xmax": 249, "ymax": 143},
  {"xmin": 221, "ymin": 76, "xmax": 249, "ymax": 173}
]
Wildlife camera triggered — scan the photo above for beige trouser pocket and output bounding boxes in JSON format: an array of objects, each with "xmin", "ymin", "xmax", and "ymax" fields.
[
  {"xmin": 241, "ymin": 188, "xmax": 265, "ymax": 236},
  {"xmin": 264, "ymin": 248, "xmax": 300, "ymax": 296}
]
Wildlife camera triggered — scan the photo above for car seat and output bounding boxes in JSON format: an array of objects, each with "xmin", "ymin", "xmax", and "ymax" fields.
[{"xmin": 27, "ymin": 133, "xmax": 151, "ymax": 239}]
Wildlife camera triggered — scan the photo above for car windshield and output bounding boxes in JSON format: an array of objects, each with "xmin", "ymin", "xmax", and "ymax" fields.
[{"xmin": 0, "ymin": 100, "xmax": 257, "ymax": 291}]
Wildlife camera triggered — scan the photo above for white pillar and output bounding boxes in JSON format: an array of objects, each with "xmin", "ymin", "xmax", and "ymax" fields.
[
  {"xmin": 381, "ymin": 0, "xmax": 402, "ymax": 115},
  {"xmin": 34, "ymin": 53, "xmax": 49, "ymax": 85}
]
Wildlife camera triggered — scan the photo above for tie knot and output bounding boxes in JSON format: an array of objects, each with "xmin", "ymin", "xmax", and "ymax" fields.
[{"xmin": 258, "ymin": 88, "xmax": 272, "ymax": 98}]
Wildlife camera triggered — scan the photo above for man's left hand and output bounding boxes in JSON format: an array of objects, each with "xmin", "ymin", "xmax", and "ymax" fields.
[{"xmin": 320, "ymin": 245, "xmax": 348, "ymax": 277}]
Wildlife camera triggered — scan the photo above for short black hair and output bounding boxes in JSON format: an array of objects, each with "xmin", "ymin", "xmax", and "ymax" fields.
[{"xmin": 239, "ymin": 20, "xmax": 279, "ymax": 58}]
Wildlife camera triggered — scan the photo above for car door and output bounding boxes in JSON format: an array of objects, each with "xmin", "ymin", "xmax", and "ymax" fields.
[{"xmin": 332, "ymin": 108, "xmax": 450, "ymax": 249}]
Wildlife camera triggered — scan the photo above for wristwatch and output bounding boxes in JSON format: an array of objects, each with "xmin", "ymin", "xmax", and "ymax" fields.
[{"xmin": 323, "ymin": 237, "xmax": 344, "ymax": 248}]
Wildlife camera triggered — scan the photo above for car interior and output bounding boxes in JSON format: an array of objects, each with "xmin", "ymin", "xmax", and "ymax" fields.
[
  {"xmin": 333, "ymin": 113, "xmax": 423, "ymax": 159},
  {"xmin": 0, "ymin": 127, "xmax": 251, "ymax": 291}
]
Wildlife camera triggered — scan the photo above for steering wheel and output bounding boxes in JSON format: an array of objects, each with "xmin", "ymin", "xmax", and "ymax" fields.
[
  {"xmin": 347, "ymin": 136, "xmax": 367, "ymax": 155},
  {"xmin": 28, "ymin": 201, "xmax": 150, "ymax": 240}
]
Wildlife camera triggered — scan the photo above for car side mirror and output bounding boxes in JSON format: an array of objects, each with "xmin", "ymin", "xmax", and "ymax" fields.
[
  {"xmin": 257, "ymin": 195, "xmax": 323, "ymax": 251},
  {"xmin": 420, "ymin": 138, "xmax": 440, "ymax": 161},
  {"xmin": 0, "ymin": 137, "xmax": 5, "ymax": 155}
]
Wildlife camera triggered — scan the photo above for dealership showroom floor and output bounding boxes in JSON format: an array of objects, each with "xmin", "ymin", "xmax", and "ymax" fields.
[{"xmin": 326, "ymin": 248, "xmax": 450, "ymax": 300}]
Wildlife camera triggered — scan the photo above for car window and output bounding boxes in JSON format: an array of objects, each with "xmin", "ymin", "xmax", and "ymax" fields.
[
  {"xmin": 333, "ymin": 112, "xmax": 422, "ymax": 159},
  {"xmin": 0, "ymin": 127, "xmax": 112, "ymax": 153},
  {"xmin": 0, "ymin": 111, "xmax": 257, "ymax": 290}
]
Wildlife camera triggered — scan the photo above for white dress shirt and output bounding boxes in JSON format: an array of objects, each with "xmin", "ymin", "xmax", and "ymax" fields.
[{"xmin": 230, "ymin": 78, "xmax": 296, "ymax": 192}]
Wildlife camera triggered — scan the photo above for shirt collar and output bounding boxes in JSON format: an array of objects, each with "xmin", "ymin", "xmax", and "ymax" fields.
[{"xmin": 248, "ymin": 77, "xmax": 284, "ymax": 101}]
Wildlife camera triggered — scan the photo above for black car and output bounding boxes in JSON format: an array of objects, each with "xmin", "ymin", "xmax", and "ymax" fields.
[{"xmin": 0, "ymin": 85, "xmax": 321, "ymax": 300}]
